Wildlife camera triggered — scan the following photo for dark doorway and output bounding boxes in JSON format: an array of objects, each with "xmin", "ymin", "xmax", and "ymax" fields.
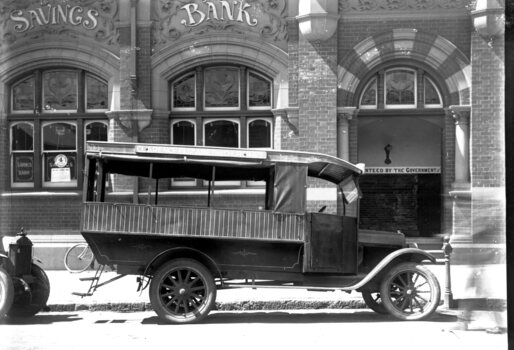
[{"xmin": 359, "ymin": 174, "xmax": 441, "ymax": 237}]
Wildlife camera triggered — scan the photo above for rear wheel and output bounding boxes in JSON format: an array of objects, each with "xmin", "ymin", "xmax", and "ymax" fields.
[
  {"xmin": 0, "ymin": 267, "xmax": 14, "ymax": 318},
  {"xmin": 361, "ymin": 291, "xmax": 387, "ymax": 314},
  {"xmin": 379, "ymin": 262, "xmax": 440, "ymax": 321},
  {"xmin": 149, "ymin": 259, "xmax": 216, "ymax": 324},
  {"xmin": 8, "ymin": 264, "xmax": 50, "ymax": 317}
]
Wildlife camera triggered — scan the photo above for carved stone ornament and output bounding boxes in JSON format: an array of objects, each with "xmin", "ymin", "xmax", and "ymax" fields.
[
  {"xmin": 152, "ymin": 0, "xmax": 288, "ymax": 50},
  {"xmin": 339, "ymin": 0, "xmax": 469, "ymax": 12},
  {"xmin": 0, "ymin": 0, "xmax": 119, "ymax": 52}
]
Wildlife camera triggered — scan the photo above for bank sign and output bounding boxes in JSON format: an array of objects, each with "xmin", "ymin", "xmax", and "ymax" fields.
[
  {"xmin": 180, "ymin": 0, "xmax": 258, "ymax": 27},
  {"xmin": 9, "ymin": 1, "xmax": 99, "ymax": 32},
  {"xmin": 1, "ymin": 0, "xmax": 118, "ymax": 49},
  {"xmin": 153, "ymin": 0, "xmax": 288, "ymax": 50}
]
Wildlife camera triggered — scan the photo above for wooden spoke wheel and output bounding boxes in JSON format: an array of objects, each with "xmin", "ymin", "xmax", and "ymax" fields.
[
  {"xmin": 150, "ymin": 259, "xmax": 216, "ymax": 324},
  {"xmin": 379, "ymin": 262, "xmax": 440, "ymax": 321},
  {"xmin": 0, "ymin": 266, "xmax": 14, "ymax": 318},
  {"xmin": 361, "ymin": 291, "xmax": 388, "ymax": 314},
  {"xmin": 8, "ymin": 264, "xmax": 50, "ymax": 318}
]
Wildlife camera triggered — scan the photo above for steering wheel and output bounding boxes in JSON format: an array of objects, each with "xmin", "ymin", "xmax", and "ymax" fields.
[{"xmin": 318, "ymin": 205, "xmax": 327, "ymax": 213}]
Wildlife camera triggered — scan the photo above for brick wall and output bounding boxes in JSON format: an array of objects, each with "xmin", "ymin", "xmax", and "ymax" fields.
[
  {"xmin": 470, "ymin": 33, "xmax": 505, "ymax": 242},
  {"xmin": 0, "ymin": 195, "xmax": 82, "ymax": 235}
]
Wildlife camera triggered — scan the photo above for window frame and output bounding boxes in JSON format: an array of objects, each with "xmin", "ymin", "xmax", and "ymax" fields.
[
  {"xmin": 357, "ymin": 67, "xmax": 445, "ymax": 110},
  {"xmin": 247, "ymin": 117, "xmax": 273, "ymax": 149},
  {"xmin": 169, "ymin": 65, "xmax": 274, "ymax": 189},
  {"xmin": 10, "ymin": 121, "xmax": 35, "ymax": 188},
  {"xmin": 85, "ymin": 74, "xmax": 109, "ymax": 113},
  {"xmin": 11, "ymin": 74, "xmax": 36, "ymax": 114},
  {"xmin": 423, "ymin": 76, "xmax": 443, "ymax": 108},
  {"xmin": 247, "ymin": 71, "xmax": 272, "ymax": 111},
  {"xmin": 384, "ymin": 68, "xmax": 417, "ymax": 109},
  {"xmin": 42, "ymin": 69, "xmax": 79, "ymax": 114},
  {"xmin": 41, "ymin": 121, "xmax": 78, "ymax": 188},
  {"xmin": 359, "ymin": 77, "xmax": 378, "ymax": 109},
  {"xmin": 7, "ymin": 68, "xmax": 109, "ymax": 191},
  {"xmin": 171, "ymin": 72, "xmax": 197, "ymax": 112},
  {"xmin": 203, "ymin": 66, "xmax": 241, "ymax": 111}
]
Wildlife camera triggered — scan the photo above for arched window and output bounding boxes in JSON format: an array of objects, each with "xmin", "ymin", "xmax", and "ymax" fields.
[
  {"xmin": 9, "ymin": 68, "xmax": 109, "ymax": 189},
  {"xmin": 358, "ymin": 68, "xmax": 444, "ymax": 109},
  {"xmin": 169, "ymin": 65, "xmax": 273, "ymax": 188}
]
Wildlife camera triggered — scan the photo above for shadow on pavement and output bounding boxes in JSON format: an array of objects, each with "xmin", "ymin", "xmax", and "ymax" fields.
[
  {"xmin": 142, "ymin": 310, "xmax": 457, "ymax": 325},
  {"xmin": 0, "ymin": 314, "xmax": 82, "ymax": 325}
]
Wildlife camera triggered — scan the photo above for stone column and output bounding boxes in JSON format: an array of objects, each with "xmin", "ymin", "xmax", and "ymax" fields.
[
  {"xmin": 447, "ymin": 106, "xmax": 471, "ymax": 189},
  {"xmin": 336, "ymin": 107, "xmax": 356, "ymax": 161},
  {"xmin": 446, "ymin": 106, "xmax": 471, "ymax": 241}
]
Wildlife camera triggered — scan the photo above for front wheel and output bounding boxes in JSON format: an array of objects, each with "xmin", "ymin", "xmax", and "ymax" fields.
[
  {"xmin": 379, "ymin": 262, "xmax": 440, "ymax": 321},
  {"xmin": 361, "ymin": 291, "xmax": 388, "ymax": 314},
  {"xmin": 149, "ymin": 259, "xmax": 216, "ymax": 324},
  {"xmin": 0, "ymin": 266, "xmax": 14, "ymax": 318}
]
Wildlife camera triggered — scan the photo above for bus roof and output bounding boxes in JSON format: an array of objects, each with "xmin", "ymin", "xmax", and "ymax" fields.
[{"xmin": 86, "ymin": 141, "xmax": 364, "ymax": 184}]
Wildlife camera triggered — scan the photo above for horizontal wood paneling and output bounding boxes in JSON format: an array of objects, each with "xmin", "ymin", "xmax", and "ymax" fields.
[{"xmin": 81, "ymin": 202, "xmax": 305, "ymax": 242}]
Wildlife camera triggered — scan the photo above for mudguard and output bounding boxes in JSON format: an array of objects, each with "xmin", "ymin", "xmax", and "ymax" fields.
[
  {"xmin": 143, "ymin": 246, "xmax": 222, "ymax": 281},
  {"xmin": 351, "ymin": 248, "xmax": 436, "ymax": 291}
]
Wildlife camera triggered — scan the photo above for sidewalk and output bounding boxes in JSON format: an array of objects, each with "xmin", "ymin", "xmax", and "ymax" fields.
[{"xmin": 44, "ymin": 264, "xmax": 506, "ymax": 313}]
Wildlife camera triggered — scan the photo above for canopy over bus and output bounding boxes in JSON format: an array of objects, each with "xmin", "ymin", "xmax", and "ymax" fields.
[{"xmin": 85, "ymin": 141, "xmax": 364, "ymax": 185}]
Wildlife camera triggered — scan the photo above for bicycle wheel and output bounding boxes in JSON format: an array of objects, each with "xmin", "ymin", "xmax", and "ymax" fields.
[{"xmin": 64, "ymin": 243, "xmax": 94, "ymax": 273}]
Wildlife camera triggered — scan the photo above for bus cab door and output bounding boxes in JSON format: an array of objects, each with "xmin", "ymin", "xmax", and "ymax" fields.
[{"xmin": 303, "ymin": 213, "xmax": 358, "ymax": 274}]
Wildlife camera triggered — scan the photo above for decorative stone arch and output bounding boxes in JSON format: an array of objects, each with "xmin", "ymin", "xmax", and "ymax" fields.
[
  {"xmin": 0, "ymin": 41, "xmax": 120, "ymax": 112},
  {"xmin": 337, "ymin": 29, "xmax": 470, "ymax": 107},
  {"xmin": 151, "ymin": 35, "xmax": 289, "ymax": 115}
]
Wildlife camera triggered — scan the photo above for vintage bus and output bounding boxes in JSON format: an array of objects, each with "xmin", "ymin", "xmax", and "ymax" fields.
[{"xmin": 79, "ymin": 141, "xmax": 440, "ymax": 324}]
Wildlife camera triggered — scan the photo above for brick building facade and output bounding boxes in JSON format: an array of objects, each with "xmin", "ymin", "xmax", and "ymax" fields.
[{"xmin": 0, "ymin": 0, "xmax": 505, "ymax": 268}]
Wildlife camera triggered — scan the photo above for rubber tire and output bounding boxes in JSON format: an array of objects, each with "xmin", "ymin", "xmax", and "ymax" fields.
[
  {"xmin": 379, "ymin": 262, "xmax": 440, "ymax": 321},
  {"xmin": 8, "ymin": 264, "xmax": 50, "ymax": 318},
  {"xmin": 149, "ymin": 259, "xmax": 216, "ymax": 324},
  {"xmin": 0, "ymin": 267, "xmax": 14, "ymax": 318},
  {"xmin": 64, "ymin": 243, "xmax": 94, "ymax": 273},
  {"xmin": 361, "ymin": 291, "xmax": 388, "ymax": 314}
]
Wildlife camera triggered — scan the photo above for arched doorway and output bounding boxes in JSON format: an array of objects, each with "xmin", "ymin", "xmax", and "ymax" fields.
[{"xmin": 356, "ymin": 67, "xmax": 445, "ymax": 237}]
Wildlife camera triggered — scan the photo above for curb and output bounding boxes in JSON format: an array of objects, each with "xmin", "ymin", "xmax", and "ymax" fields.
[
  {"xmin": 45, "ymin": 298, "xmax": 506, "ymax": 314},
  {"xmin": 46, "ymin": 299, "xmax": 368, "ymax": 313}
]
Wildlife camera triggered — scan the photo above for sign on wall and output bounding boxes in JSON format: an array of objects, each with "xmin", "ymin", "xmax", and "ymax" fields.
[
  {"xmin": 366, "ymin": 167, "xmax": 441, "ymax": 174},
  {"xmin": 153, "ymin": 0, "xmax": 288, "ymax": 50},
  {"xmin": 0, "ymin": 0, "xmax": 118, "ymax": 51}
]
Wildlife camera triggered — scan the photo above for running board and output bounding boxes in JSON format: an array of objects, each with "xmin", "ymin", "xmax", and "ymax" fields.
[{"xmin": 223, "ymin": 284, "xmax": 352, "ymax": 292}]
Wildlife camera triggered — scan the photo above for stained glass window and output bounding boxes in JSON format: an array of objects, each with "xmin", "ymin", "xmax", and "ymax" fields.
[
  {"xmin": 204, "ymin": 67, "xmax": 239, "ymax": 108},
  {"xmin": 173, "ymin": 73, "xmax": 196, "ymax": 109},
  {"xmin": 43, "ymin": 71, "xmax": 78, "ymax": 111},
  {"xmin": 360, "ymin": 77, "xmax": 377, "ymax": 107},
  {"xmin": 385, "ymin": 69, "xmax": 415, "ymax": 106},
  {"xmin": 424, "ymin": 77, "xmax": 442, "ymax": 106},
  {"xmin": 86, "ymin": 75, "xmax": 108, "ymax": 110},
  {"xmin": 12, "ymin": 76, "xmax": 35, "ymax": 112},
  {"xmin": 248, "ymin": 72, "xmax": 271, "ymax": 108}
]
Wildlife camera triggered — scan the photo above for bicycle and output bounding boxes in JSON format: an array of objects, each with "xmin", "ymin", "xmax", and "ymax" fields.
[{"xmin": 64, "ymin": 243, "xmax": 95, "ymax": 273}]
